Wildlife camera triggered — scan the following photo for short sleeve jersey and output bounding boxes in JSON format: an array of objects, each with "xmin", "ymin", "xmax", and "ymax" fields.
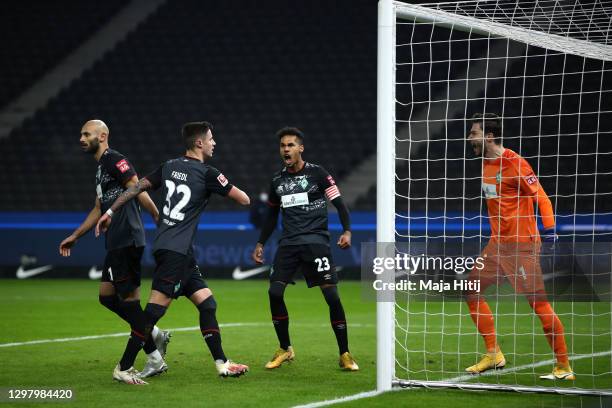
[
  {"xmin": 481, "ymin": 148, "xmax": 541, "ymax": 242},
  {"xmin": 268, "ymin": 162, "xmax": 341, "ymax": 247},
  {"xmin": 145, "ymin": 156, "xmax": 233, "ymax": 255},
  {"xmin": 96, "ymin": 149, "xmax": 145, "ymax": 250}
]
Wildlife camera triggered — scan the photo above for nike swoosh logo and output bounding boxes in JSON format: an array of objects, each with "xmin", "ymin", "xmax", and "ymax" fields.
[
  {"xmin": 88, "ymin": 266, "xmax": 103, "ymax": 280},
  {"xmin": 232, "ymin": 265, "xmax": 270, "ymax": 280},
  {"xmin": 16, "ymin": 265, "xmax": 53, "ymax": 279}
]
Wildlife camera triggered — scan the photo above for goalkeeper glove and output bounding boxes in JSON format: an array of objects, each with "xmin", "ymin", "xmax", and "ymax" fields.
[
  {"xmin": 541, "ymin": 228, "xmax": 558, "ymax": 254},
  {"xmin": 540, "ymin": 228, "xmax": 558, "ymax": 277}
]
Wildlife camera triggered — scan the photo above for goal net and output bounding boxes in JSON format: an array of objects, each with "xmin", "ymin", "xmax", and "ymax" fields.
[{"xmin": 376, "ymin": 0, "xmax": 612, "ymax": 396}]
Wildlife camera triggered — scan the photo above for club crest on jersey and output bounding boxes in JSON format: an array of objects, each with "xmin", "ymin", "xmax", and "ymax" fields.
[
  {"xmin": 495, "ymin": 171, "xmax": 501, "ymax": 184},
  {"xmin": 299, "ymin": 177, "xmax": 308, "ymax": 189},
  {"xmin": 217, "ymin": 173, "xmax": 228, "ymax": 187},
  {"xmin": 525, "ymin": 174, "xmax": 538, "ymax": 185},
  {"xmin": 115, "ymin": 159, "xmax": 130, "ymax": 173}
]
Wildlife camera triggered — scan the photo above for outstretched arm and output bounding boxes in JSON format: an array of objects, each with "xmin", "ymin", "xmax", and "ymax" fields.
[
  {"xmin": 95, "ymin": 178, "xmax": 154, "ymax": 236},
  {"xmin": 59, "ymin": 198, "xmax": 101, "ymax": 256},
  {"xmin": 124, "ymin": 176, "xmax": 159, "ymax": 223},
  {"xmin": 331, "ymin": 196, "xmax": 351, "ymax": 249},
  {"xmin": 227, "ymin": 185, "xmax": 250, "ymax": 206},
  {"xmin": 252, "ymin": 204, "xmax": 280, "ymax": 264}
]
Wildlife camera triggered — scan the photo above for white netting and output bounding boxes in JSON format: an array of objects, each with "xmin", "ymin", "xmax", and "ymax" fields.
[{"xmin": 389, "ymin": 0, "xmax": 612, "ymax": 395}]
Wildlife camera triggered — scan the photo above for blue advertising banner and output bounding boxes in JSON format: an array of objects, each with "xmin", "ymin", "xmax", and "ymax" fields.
[
  {"xmin": 0, "ymin": 211, "xmax": 375, "ymax": 280},
  {"xmin": 1, "ymin": 211, "xmax": 609, "ymax": 280},
  {"xmin": 0, "ymin": 212, "xmax": 375, "ymax": 267}
]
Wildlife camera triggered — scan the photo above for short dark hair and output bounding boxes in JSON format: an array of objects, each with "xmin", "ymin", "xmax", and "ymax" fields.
[
  {"xmin": 471, "ymin": 113, "xmax": 502, "ymax": 144},
  {"xmin": 182, "ymin": 121, "xmax": 213, "ymax": 150},
  {"xmin": 276, "ymin": 126, "xmax": 304, "ymax": 144}
]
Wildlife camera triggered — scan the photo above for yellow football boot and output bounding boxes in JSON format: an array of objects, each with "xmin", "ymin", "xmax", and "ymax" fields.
[
  {"xmin": 265, "ymin": 346, "xmax": 295, "ymax": 369},
  {"xmin": 540, "ymin": 363, "xmax": 576, "ymax": 380},
  {"xmin": 465, "ymin": 351, "xmax": 506, "ymax": 374},
  {"xmin": 339, "ymin": 352, "xmax": 359, "ymax": 371}
]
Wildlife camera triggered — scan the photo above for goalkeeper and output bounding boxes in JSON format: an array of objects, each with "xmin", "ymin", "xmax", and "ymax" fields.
[
  {"xmin": 464, "ymin": 113, "xmax": 574, "ymax": 380},
  {"xmin": 251, "ymin": 127, "xmax": 358, "ymax": 371}
]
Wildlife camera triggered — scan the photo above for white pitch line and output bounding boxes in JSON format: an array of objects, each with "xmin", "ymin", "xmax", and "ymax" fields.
[
  {"xmin": 291, "ymin": 390, "xmax": 383, "ymax": 408},
  {"xmin": 291, "ymin": 350, "xmax": 612, "ymax": 408},
  {"xmin": 0, "ymin": 322, "xmax": 264, "ymax": 348},
  {"xmin": 0, "ymin": 322, "xmax": 375, "ymax": 349}
]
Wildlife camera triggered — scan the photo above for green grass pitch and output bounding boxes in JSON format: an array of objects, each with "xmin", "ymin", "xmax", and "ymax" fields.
[{"xmin": 0, "ymin": 279, "xmax": 609, "ymax": 407}]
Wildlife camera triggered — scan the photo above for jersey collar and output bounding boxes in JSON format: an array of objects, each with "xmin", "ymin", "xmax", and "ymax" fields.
[
  {"xmin": 183, "ymin": 155, "xmax": 202, "ymax": 162},
  {"xmin": 284, "ymin": 161, "xmax": 306, "ymax": 174}
]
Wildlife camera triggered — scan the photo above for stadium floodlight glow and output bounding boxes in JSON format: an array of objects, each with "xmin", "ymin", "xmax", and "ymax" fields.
[{"xmin": 377, "ymin": 0, "xmax": 612, "ymax": 396}]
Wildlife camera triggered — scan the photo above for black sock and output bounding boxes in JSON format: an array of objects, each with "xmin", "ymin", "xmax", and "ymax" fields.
[
  {"xmin": 197, "ymin": 296, "xmax": 226, "ymax": 362},
  {"xmin": 142, "ymin": 303, "xmax": 167, "ymax": 355},
  {"xmin": 118, "ymin": 300, "xmax": 149, "ymax": 371},
  {"xmin": 144, "ymin": 303, "xmax": 167, "ymax": 327},
  {"xmin": 99, "ymin": 295, "xmax": 130, "ymax": 323},
  {"xmin": 322, "ymin": 286, "xmax": 349, "ymax": 355},
  {"xmin": 269, "ymin": 282, "xmax": 290, "ymax": 350},
  {"xmin": 143, "ymin": 336, "xmax": 157, "ymax": 354}
]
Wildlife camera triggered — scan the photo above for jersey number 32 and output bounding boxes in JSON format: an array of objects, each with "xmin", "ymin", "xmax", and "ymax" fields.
[{"xmin": 163, "ymin": 180, "xmax": 191, "ymax": 221}]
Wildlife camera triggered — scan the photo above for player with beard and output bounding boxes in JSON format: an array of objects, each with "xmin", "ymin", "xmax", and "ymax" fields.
[
  {"xmin": 464, "ymin": 113, "xmax": 574, "ymax": 380},
  {"xmin": 59, "ymin": 119, "xmax": 170, "ymax": 384},
  {"xmin": 96, "ymin": 121, "xmax": 250, "ymax": 383},
  {"xmin": 251, "ymin": 127, "xmax": 358, "ymax": 371}
]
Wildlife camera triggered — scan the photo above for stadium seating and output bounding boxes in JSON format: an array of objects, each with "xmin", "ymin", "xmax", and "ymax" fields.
[
  {"xmin": 1, "ymin": 0, "xmax": 608, "ymax": 215},
  {"xmin": 0, "ymin": 0, "xmax": 377, "ymax": 211},
  {"xmin": 0, "ymin": 0, "xmax": 125, "ymax": 109}
]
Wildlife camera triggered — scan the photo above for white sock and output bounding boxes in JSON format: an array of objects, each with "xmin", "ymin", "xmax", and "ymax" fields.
[
  {"xmin": 151, "ymin": 325, "xmax": 160, "ymax": 339},
  {"xmin": 147, "ymin": 350, "xmax": 162, "ymax": 362}
]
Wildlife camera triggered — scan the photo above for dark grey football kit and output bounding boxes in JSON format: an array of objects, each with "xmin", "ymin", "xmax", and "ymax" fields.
[
  {"xmin": 258, "ymin": 159, "xmax": 352, "ymax": 357},
  {"xmin": 97, "ymin": 149, "xmax": 146, "ymax": 297},
  {"xmin": 265, "ymin": 163, "xmax": 342, "ymax": 287},
  {"xmin": 144, "ymin": 156, "xmax": 232, "ymax": 298}
]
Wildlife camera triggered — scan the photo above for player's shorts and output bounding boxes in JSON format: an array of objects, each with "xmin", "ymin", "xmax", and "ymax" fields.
[
  {"xmin": 468, "ymin": 241, "xmax": 545, "ymax": 295},
  {"xmin": 102, "ymin": 245, "xmax": 144, "ymax": 298},
  {"xmin": 271, "ymin": 244, "xmax": 338, "ymax": 288},
  {"xmin": 152, "ymin": 249, "xmax": 208, "ymax": 299}
]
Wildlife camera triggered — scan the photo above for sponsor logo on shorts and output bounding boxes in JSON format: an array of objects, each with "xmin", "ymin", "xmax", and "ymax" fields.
[
  {"xmin": 115, "ymin": 159, "xmax": 130, "ymax": 173},
  {"xmin": 174, "ymin": 282, "xmax": 181, "ymax": 294}
]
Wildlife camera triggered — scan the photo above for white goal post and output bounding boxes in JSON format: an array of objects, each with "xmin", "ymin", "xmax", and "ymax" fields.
[{"xmin": 376, "ymin": 0, "xmax": 612, "ymax": 396}]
